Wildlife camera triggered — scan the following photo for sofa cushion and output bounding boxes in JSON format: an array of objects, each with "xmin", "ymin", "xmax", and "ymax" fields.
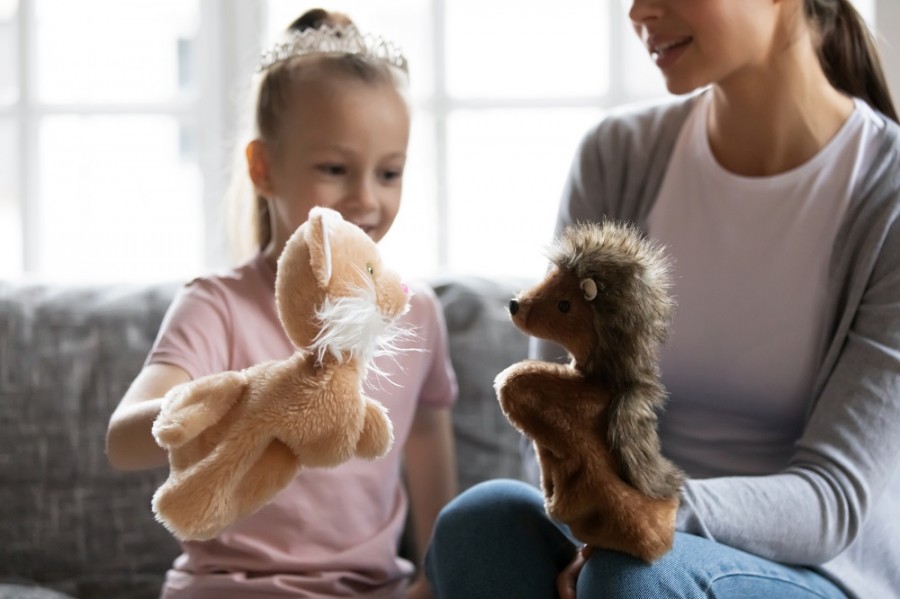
[
  {"xmin": 0, "ymin": 584, "xmax": 76, "ymax": 599},
  {"xmin": 0, "ymin": 282, "xmax": 182, "ymax": 599},
  {"xmin": 431, "ymin": 276, "xmax": 533, "ymax": 491}
]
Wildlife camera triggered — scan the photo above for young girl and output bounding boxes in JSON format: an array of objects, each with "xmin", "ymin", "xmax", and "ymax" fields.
[
  {"xmin": 106, "ymin": 9, "xmax": 457, "ymax": 599},
  {"xmin": 425, "ymin": 0, "xmax": 900, "ymax": 597}
]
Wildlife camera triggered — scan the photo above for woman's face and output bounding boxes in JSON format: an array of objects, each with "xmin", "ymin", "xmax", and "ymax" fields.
[
  {"xmin": 250, "ymin": 74, "xmax": 410, "ymax": 258},
  {"xmin": 627, "ymin": 0, "xmax": 789, "ymax": 95}
]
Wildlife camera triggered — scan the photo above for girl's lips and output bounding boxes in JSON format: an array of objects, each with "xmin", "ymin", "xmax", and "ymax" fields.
[{"xmin": 650, "ymin": 36, "xmax": 692, "ymax": 70}]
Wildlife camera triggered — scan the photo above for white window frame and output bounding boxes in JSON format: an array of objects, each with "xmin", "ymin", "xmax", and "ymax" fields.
[
  {"xmin": 5, "ymin": 0, "xmax": 899, "ymax": 278},
  {"xmin": 232, "ymin": 0, "xmax": 900, "ymax": 276},
  {"xmin": 418, "ymin": 0, "xmax": 657, "ymax": 270},
  {"xmin": 5, "ymin": 0, "xmax": 260, "ymax": 276}
]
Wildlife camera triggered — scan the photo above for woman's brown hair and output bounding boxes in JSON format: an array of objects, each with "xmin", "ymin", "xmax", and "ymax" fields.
[{"xmin": 805, "ymin": 0, "xmax": 898, "ymax": 122}]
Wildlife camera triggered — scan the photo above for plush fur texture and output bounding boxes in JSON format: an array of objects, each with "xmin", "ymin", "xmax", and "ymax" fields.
[
  {"xmin": 495, "ymin": 220, "xmax": 684, "ymax": 562},
  {"xmin": 151, "ymin": 207, "xmax": 409, "ymax": 541}
]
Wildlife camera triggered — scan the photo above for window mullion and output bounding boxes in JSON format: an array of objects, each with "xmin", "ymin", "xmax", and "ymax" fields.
[
  {"xmin": 198, "ymin": 0, "xmax": 227, "ymax": 270},
  {"xmin": 433, "ymin": 0, "xmax": 449, "ymax": 273},
  {"xmin": 28, "ymin": 102, "xmax": 197, "ymax": 116},
  {"xmin": 199, "ymin": 0, "xmax": 264, "ymax": 269},
  {"xmin": 18, "ymin": 0, "xmax": 37, "ymax": 274},
  {"xmin": 608, "ymin": 0, "xmax": 627, "ymax": 107}
]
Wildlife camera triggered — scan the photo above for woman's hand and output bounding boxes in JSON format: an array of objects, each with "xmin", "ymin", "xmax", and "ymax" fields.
[{"xmin": 557, "ymin": 545, "xmax": 592, "ymax": 599}]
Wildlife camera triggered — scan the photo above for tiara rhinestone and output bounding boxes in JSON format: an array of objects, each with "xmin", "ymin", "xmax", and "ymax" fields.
[{"xmin": 257, "ymin": 24, "xmax": 408, "ymax": 74}]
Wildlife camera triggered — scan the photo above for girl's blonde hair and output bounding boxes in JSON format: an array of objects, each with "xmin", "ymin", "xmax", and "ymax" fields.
[{"xmin": 226, "ymin": 8, "xmax": 409, "ymax": 262}]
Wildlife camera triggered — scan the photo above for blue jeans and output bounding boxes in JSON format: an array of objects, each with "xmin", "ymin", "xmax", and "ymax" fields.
[{"xmin": 425, "ymin": 479, "xmax": 847, "ymax": 599}]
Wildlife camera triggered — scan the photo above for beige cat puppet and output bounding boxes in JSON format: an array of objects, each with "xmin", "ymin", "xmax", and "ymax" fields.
[{"xmin": 151, "ymin": 206, "xmax": 410, "ymax": 541}]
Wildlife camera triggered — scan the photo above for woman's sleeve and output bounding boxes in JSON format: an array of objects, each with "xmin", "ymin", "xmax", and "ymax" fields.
[{"xmin": 676, "ymin": 214, "xmax": 900, "ymax": 565}]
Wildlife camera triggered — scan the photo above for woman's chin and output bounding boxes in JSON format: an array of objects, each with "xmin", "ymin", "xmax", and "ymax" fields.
[{"xmin": 663, "ymin": 76, "xmax": 706, "ymax": 97}]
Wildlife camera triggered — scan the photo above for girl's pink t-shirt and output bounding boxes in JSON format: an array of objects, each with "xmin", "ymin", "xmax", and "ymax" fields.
[{"xmin": 147, "ymin": 253, "xmax": 458, "ymax": 599}]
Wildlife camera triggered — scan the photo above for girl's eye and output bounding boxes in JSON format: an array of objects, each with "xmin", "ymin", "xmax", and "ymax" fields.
[
  {"xmin": 380, "ymin": 168, "xmax": 403, "ymax": 182},
  {"xmin": 317, "ymin": 164, "xmax": 347, "ymax": 176}
]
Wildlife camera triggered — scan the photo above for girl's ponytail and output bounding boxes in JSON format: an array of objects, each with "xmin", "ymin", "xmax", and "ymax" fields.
[
  {"xmin": 806, "ymin": 0, "xmax": 897, "ymax": 122},
  {"xmin": 230, "ymin": 8, "xmax": 357, "ymax": 259}
]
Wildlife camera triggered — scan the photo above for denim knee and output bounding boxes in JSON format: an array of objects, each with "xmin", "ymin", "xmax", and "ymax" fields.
[
  {"xmin": 426, "ymin": 479, "xmax": 576, "ymax": 599},
  {"xmin": 434, "ymin": 479, "xmax": 547, "ymax": 535},
  {"xmin": 577, "ymin": 547, "xmax": 678, "ymax": 598}
]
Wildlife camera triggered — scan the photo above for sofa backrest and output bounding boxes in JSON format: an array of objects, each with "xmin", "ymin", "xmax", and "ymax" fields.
[
  {"xmin": 430, "ymin": 276, "xmax": 532, "ymax": 491},
  {"xmin": 0, "ymin": 281, "xmax": 183, "ymax": 599}
]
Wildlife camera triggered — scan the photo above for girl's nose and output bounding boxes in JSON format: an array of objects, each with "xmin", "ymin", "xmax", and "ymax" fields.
[{"xmin": 349, "ymin": 179, "xmax": 379, "ymax": 210}]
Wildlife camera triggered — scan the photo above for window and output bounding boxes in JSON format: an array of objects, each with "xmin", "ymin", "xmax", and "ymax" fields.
[
  {"xmin": 0, "ymin": 0, "xmax": 892, "ymax": 282},
  {"xmin": 1, "ymin": 0, "xmax": 208, "ymax": 282},
  {"xmin": 265, "ymin": 0, "xmax": 671, "ymax": 279}
]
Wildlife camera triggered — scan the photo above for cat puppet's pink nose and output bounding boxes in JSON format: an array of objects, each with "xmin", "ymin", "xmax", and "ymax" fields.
[{"xmin": 401, "ymin": 282, "xmax": 410, "ymax": 295}]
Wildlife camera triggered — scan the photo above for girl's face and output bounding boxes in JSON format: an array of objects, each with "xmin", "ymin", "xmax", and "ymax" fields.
[
  {"xmin": 627, "ymin": 0, "xmax": 785, "ymax": 95},
  {"xmin": 251, "ymin": 75, "xmax": 410, "ymax": 256}
]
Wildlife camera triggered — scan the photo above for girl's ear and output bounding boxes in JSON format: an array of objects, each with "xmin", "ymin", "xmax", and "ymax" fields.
[{"xmin": 246, "ymin": 139, "xmax": 275, "ymax": 197}]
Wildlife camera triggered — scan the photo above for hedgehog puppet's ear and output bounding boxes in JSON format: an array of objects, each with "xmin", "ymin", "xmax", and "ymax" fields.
[
  {"xmin": 305, "ymin": 207, "xmax": 341, "ymax": 289},
  {"xmin": 580, "ymin": 278, "xmax": 599, "ymax": 301}
]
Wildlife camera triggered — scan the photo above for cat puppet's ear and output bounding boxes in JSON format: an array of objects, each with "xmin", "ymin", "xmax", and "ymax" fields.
[{"xmin": 305, "ymin": 207, "xmax": 342, "ymax": 290}]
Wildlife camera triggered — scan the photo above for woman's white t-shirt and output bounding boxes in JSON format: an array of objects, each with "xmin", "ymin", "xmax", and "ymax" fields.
[{"xmin": 647, "ymin": 92, "xmax": 883, "ymax": 477}]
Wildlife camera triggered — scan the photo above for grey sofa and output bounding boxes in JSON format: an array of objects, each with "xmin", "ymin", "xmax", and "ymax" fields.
[{"xmin": 0, "ymin": 275, "xmax": 532, "ymax": 599}]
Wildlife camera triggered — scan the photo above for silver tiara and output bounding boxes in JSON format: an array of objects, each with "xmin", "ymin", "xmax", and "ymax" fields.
[{"xmin": 257, "ymin": 24, "xmax": 408, "ymax": 74}]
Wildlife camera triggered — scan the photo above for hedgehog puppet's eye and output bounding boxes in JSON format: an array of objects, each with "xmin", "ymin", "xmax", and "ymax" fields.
[
  {"xmin": 557, "ymin": 300, "xmax": 571, "ymax": 313},
  {"xmin": 580, "ymin": 278, "xmax": 598, "ymax": 301}
]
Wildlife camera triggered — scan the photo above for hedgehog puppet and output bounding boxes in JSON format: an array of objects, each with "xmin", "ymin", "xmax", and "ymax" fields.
[{"xmin": 494, "ymin": 220, "xmax": 684, "ymax": 562}]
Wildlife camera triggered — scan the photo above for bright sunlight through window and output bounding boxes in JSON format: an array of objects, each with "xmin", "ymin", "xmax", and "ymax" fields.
[{"xmin": 0, "ymin": 0, "xmax": 890, "ymax": 282}]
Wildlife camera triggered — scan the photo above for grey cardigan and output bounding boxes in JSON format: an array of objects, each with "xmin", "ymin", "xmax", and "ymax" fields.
[{"xmin": 541, "ymin": 95, "xmax": 900, "ymax": 598}]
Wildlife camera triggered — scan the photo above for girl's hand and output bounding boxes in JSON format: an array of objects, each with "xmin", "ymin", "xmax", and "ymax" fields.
[
  {"xmin": 557, "ymin": 545, "xmax": 592, "ymax": 599},
  {"xmin": 405, "ymin": 574, "xmax": 433, "ymax": 599}
]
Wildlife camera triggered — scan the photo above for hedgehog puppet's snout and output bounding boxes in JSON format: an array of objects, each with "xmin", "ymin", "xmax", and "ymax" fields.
[{"xmin": 508, "ymin": 299, "xmax": 519, "ymax": 316}]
